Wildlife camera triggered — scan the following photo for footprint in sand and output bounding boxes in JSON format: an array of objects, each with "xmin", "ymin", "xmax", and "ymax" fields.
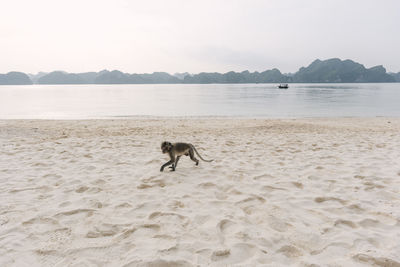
[
  {"xmin": 91, "ymin": 179, "xmax": 106, "ymax": 185},
  {"xmin": 363, "ymin": 181, "xmax": 385, "ymax": 191},
  {"xmin": 267, "ymin": 215, "xmax": 292, "ymax": 232},
  {"xmin": 167, "ymin": 200, "xmax": 184, "ymax": 209},
  {"xmin": 211, "ymin": 249, "xmax": 230, "ymax": 261},
  {"xmin": 115, "ymin": 202, "xmax": 132, "ymax": 209},
  {"xmin": 235, "ymin": 195, "xmax": 266, "ymax": 206},
  {"xmin": 314, "ymin": 197, "xmax": 347, "ymax": 205},
  {"xmin": 198, "ymin": 182, "xmax": 217, "ymax": 188},
  {"xmin": 353, "ymin": 254, "xmax": 400, "ymax": 266},
  {"xmin": 253, "ymin": 173, "xmax": 274, "ymax": 180},
  {"xmin": 276, "ymin": 245, "xmax": 303, "ymax": 258},
  {"xmin": 86, "ymin": 229, "xmax": 116, "ymax": 238},
  {"xmin": 292, "ymin": 182, "xmax": 303, "ymax": 189},
  {"xmin": 75, "ymin": 186, "xmax": 89, "ymax": 193},
  {"xmin": 235, "ymin": 195, "xmax": 266, "ymax": 215},
  {"xmin": 216, "ymin": 219, "xmax": 237, "ymax": 243},
  {"xmin": 211, "ymin": 243, "xmax": 256, "ymax": 263},
  {"xmin": 137, "ymin": 179, "xmax": 166, "ymax": 189},
  {"xmin": 334, "ymin": 219, "xmax": 358, "ymax": 228},
  {"xmin": 54, "ymin": 209, "xmax": 95, "ymax": 225},
  {"xmin": 112, "ymin": 223, "xmax": 161, "ymax": 241},
  {"xmin": 148, "ymin": 212, "xmax": 189, "ymax": 228},
  {"xmin": 59, "ymin": 201, "xmax": 71, "ymax": 208},
  {"xmin": 85, "ymin": 223, "xmax": 126, "ymax": 239}
]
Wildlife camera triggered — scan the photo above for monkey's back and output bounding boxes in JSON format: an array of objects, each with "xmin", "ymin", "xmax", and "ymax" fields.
[{"xmin": 173, "ymin": 142, "xmax": 191, "ymax": 153}]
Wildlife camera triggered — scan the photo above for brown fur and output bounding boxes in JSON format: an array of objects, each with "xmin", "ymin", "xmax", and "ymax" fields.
[{"xmin": 160, "ymin": 141, "xmax": 213, "ymax": 172}]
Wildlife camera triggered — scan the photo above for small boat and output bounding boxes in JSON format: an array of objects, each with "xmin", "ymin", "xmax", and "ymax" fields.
[{"xmin": 278, "ymin": 83, "xmax": 289, "ymax": 89}]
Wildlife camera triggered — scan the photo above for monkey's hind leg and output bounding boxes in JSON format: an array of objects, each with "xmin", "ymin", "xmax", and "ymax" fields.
[{"xmin": 189, "ymin": 149, "xmax": 199, "ymax": 166}]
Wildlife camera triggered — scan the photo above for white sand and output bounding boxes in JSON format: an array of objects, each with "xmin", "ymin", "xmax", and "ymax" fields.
[{"xmin": 1, "ymin": 118, "xmax": 400, "ymax": 266}]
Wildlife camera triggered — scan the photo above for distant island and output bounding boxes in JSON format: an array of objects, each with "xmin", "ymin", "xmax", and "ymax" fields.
[
  {"xmin": 0, "ymin": 72, "xmax": 33, "ymax": 85},
  {"xmin": 1, "ymin": 58, "xmax": 399, "ymax": 85}
]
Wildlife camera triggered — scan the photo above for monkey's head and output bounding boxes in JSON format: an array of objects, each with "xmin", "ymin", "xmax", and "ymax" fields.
[{"xmin": 161, "ymin": 141, "xmax": 173, "ymax": 153}]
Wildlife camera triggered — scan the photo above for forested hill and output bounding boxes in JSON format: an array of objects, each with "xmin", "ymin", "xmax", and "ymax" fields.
[
  {"xmin": 1, "ymin": 58, "xmax": 398, "ymax": 84},
  {"xmin": 0, "ymin": 72, "xmax": 32, "ymax": 85},
  {"xmin": 292, "ymin": 58, "xmax": 395, "ymax": 83}
]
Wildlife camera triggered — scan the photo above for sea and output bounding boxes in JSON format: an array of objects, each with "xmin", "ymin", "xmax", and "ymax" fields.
[{"xmin": 0, "ymin": 83, "xmax": 399, "ymax": 119}]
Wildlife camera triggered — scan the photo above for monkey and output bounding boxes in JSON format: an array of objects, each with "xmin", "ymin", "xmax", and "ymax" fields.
[{"xmin": 160, "ymin": 141, "xmax": 213, "ymax": 172}]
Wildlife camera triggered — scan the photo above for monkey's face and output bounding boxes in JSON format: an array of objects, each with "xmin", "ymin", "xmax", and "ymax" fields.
[{"xmin": 161, "ymin": 141, "xmax": 172, "ymax": 153}]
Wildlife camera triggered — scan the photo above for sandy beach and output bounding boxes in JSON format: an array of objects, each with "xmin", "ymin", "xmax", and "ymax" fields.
[{"xmin": 1, "ymin": 118, "xmax": 400, "ymax": 266}]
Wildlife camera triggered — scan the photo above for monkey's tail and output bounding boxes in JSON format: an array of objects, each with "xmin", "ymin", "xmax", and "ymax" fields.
[{"xmin": 191, "ymin": 145, "xmax": 214, "ymax": 162}]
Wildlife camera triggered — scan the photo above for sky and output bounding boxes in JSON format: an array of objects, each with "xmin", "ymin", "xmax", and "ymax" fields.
[{"xmin": 1, "ymin": 0, "xmax": 399, "ymax": 74}]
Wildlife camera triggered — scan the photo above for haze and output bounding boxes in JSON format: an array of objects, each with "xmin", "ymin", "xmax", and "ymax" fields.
[{"xmin": 1, "ymin": 0, "xmax": 399, "ymax": 74}]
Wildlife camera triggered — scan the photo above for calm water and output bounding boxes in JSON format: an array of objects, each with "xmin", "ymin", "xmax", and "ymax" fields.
[{"xmin": 0, "ymin": 83, "xmax": 399, "ymax": 119}]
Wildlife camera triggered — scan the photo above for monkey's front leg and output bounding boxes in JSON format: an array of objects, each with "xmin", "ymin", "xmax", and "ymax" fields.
[
  {"xmin": 169, "ymin": 156, "xmax": 180, "ymax": 171},
  {"xmin": 168, "ymin": 164, "xmax": 176, "ymax": 171},
  {"xmin": 160, "ymin": 160, "xmax": 174, "ymax": 172}
]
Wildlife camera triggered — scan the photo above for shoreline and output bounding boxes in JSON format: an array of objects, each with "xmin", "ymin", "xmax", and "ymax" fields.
[{"xmin": 0, "ymin": 115, "xmax": 399, "ymax": 120}]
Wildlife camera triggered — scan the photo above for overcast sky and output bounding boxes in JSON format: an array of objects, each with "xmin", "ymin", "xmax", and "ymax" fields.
[{"xmin": 1, "ymin": 0, "xmax": 399, "ymax": 74}]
